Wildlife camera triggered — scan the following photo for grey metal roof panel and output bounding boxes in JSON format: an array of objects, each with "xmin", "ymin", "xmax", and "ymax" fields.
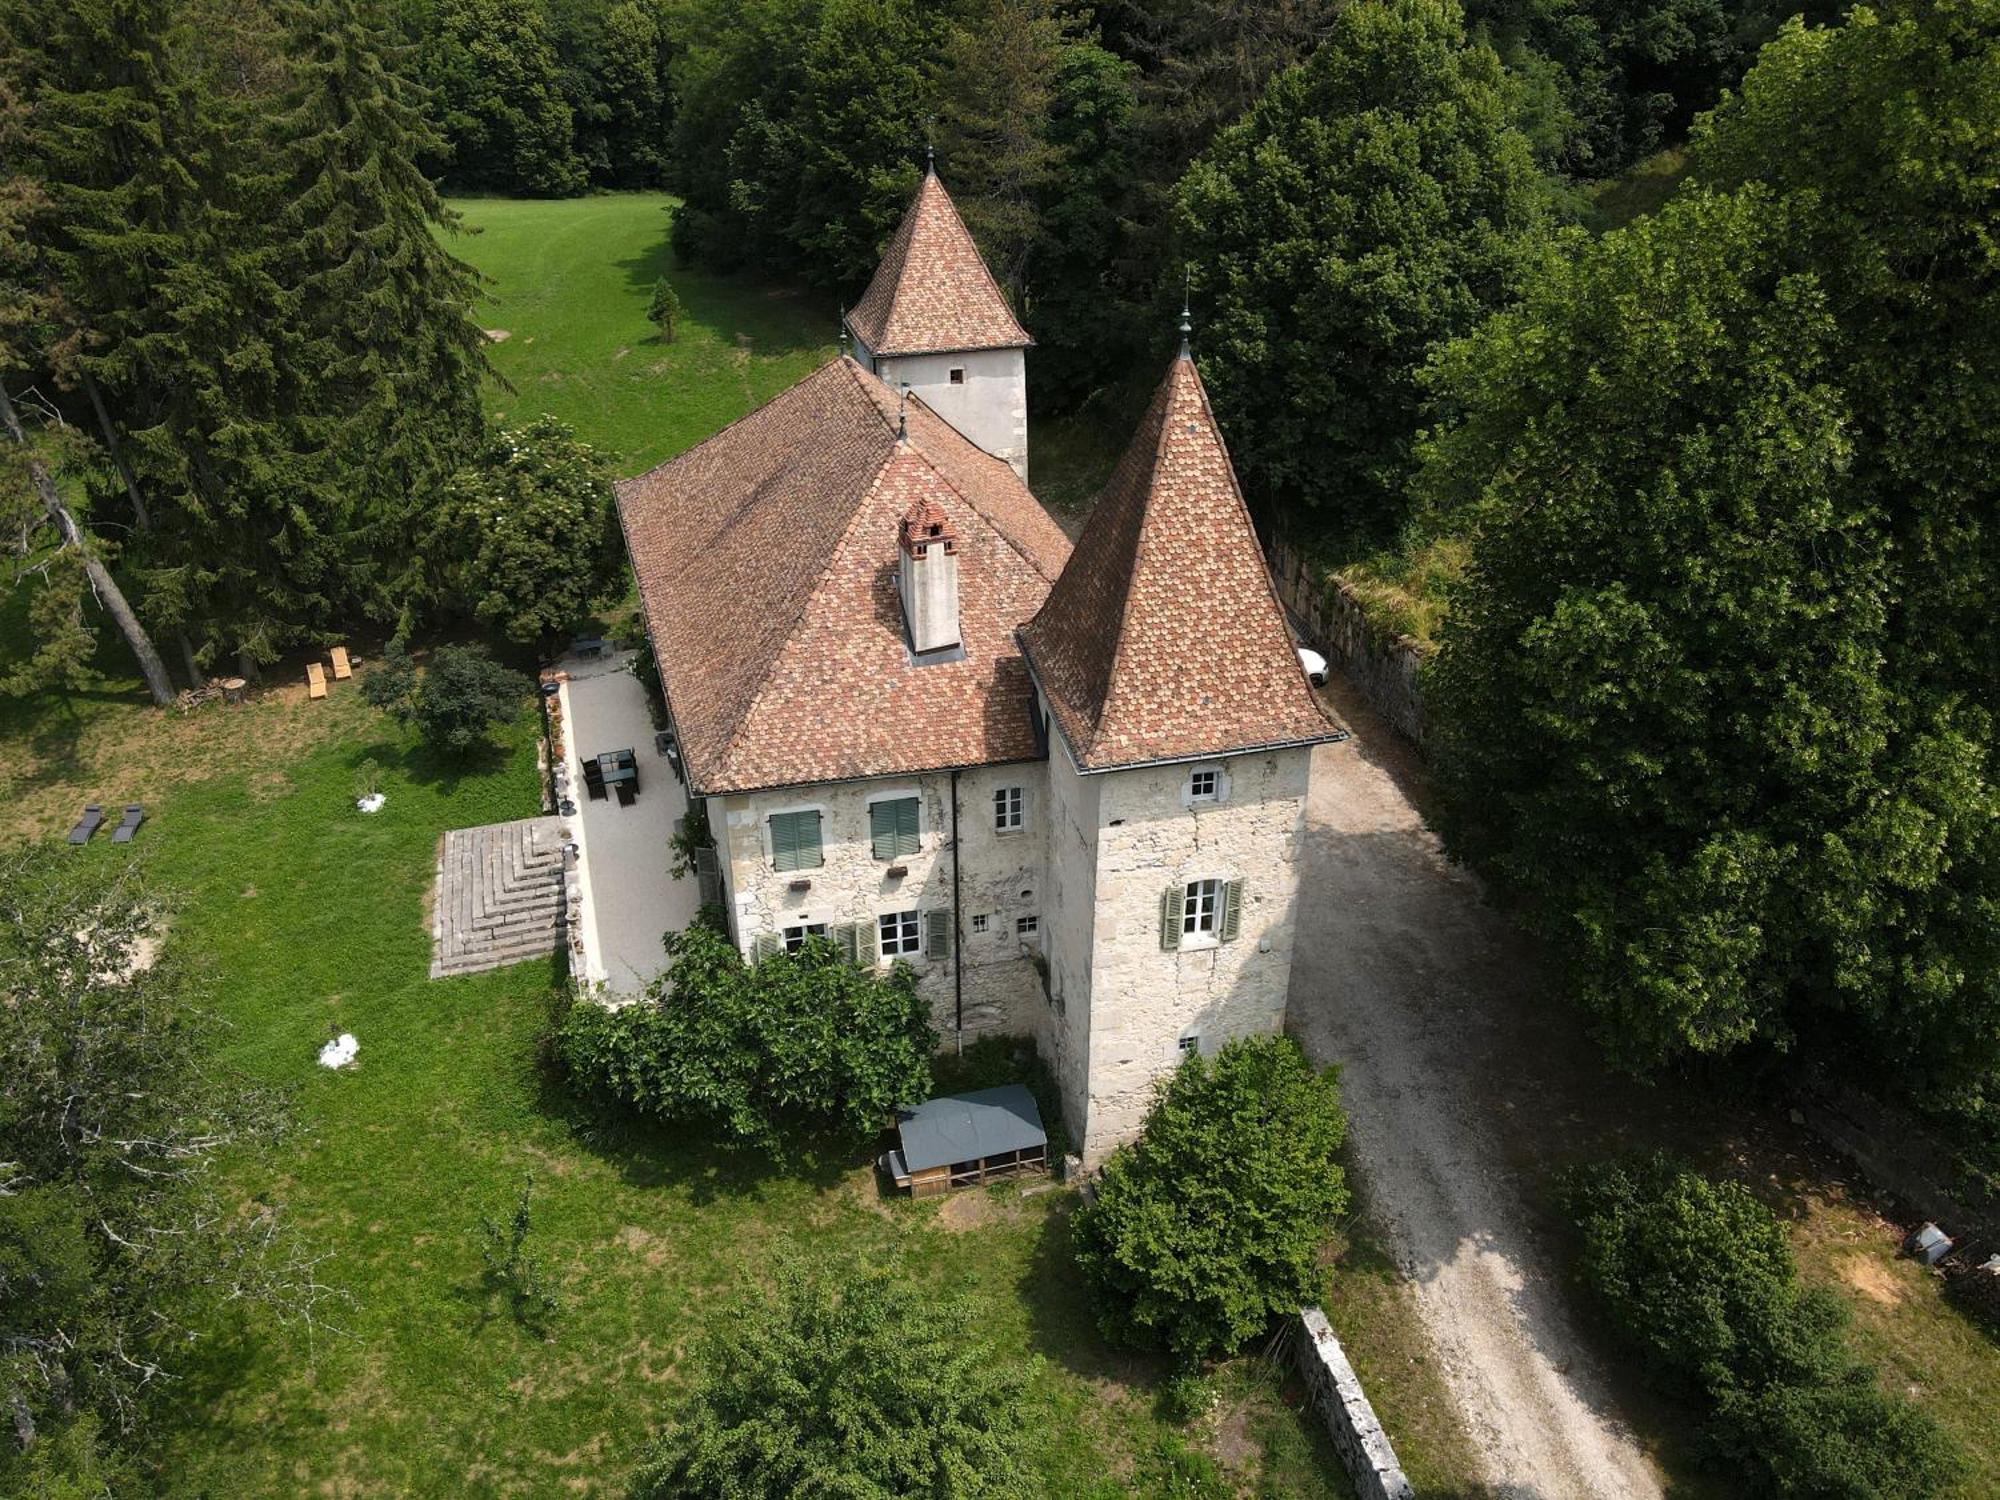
[{"xmin": 896, "ymin": 1085, "xmax": 1046, "ymax": 1173}]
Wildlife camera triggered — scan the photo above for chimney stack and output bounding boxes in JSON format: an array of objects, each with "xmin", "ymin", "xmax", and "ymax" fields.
[{"xmin": 898, "ymin": 496, "xmax": 960, "ymax": 654}]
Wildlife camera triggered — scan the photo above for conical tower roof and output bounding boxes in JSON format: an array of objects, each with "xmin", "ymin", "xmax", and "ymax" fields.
[
  {"xmin": 845, "ymin": 168, "xmax": 1033, "ymax": 357},
  {"xmin": 1019, "ymin": 352, "xmax": 1341, "ymax": 771}
]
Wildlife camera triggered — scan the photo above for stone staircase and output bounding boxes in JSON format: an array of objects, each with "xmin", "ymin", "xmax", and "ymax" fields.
[{"xmin": 431, "ymin": 817, "xmax": 569, "ymax": 979}]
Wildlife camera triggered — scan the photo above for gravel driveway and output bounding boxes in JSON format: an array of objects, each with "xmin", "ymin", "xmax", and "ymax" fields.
[{"xmin": 1288, "ymin": 680, "xmax": 1665, "ymax": 1500}]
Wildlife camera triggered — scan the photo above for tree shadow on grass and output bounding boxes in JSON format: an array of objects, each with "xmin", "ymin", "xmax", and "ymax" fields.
[
  {"xmin": 614, "ymin": 245, "xmax": 832, "ymax": 363},
  {"xmin": 1018, "ymin": 1198, "xmax": 1167, "ymax": 1392},
  {"xmin": 343, "ymin": 736, "xmax": 512, "ymax": 799}
]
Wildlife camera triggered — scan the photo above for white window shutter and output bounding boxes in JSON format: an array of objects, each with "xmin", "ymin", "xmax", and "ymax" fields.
[
  {"xmin": 1159, "ymin": 886, "xmax": 1181, "ymax": 951},
  {"xmin": 1221, "ymin": 880, "xmax": 1244, "ymax": 942}
]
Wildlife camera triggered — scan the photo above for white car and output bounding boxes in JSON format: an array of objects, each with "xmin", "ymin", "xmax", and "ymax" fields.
[{"xmin": 1296, "ymin": 646, "xmax": 1329, "ymax": 686}]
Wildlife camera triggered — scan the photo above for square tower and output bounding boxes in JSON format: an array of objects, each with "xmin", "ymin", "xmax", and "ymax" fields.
[{"xmin": 845, "ymin": 166, "xmax": 1032, "ymax": 481}]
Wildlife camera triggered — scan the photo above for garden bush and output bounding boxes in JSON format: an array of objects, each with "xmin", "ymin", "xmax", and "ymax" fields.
[
  {"xmin": 627, "ymin": 1250, "xmax": 1030, "ymax": 1499},
  {"xmin": 362, "ymin": 640, "xmax": 531, "ymax": 755},
  {"xmin": 560, "ymin": 921, "xmax": 933, "ymax": 1145},
  {"xmin": 1564, "ymin": 1155, "xmax": 1962, "ymax": 1496},
  {"xmin": 1071, "ymin": 1036, "xmax": 1348, "ymax": 1366}
]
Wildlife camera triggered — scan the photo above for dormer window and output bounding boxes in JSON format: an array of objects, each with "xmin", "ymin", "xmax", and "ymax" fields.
[{"xmin": 1188, "ymin": 767, "xmax": 1219, "ymax": 803}]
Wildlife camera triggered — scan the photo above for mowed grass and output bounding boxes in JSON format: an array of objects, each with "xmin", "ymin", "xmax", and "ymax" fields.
[
  {"xmin": 27, "ymin": 684, "xmax": 1343, "ymax": 1497},
  {"xmin": 446, "ymin": 193, "xmax": 836, "ymax": 476}
]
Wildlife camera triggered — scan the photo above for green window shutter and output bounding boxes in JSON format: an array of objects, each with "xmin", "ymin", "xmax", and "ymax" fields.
[
  {"xmin": 871, "ymin": 797, "xmax": 920, "ymax": 860},
  {"xmin": 833, "ymin": 922, "xmax": 861, "ymax": 963},
  {"xmin": 694, "ymin": 846, "xmax": 721, "ymax": 909},
  {"xmin": 751, "ymin": 933, "xmax": 780, "ymax": 962},
  {"xmin": 1221, "ymin": 880, "xmax": 1244, "ymax": 943},
  {"xmin": 771, "ymin": 811, "xmax": 822, "ymax": 872},
  {"xmin": 925, "ymin": 909, "xmax": 950, "ymax": 960},
  {"xmin": 1160, "ymin": 885, "xmax": 1182, "ymax": 952}
]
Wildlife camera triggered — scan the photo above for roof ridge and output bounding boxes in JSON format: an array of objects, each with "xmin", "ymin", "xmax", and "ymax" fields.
[{"xmin": 905, "ymin": 407, "xmax": 1064, "ymax": 587}]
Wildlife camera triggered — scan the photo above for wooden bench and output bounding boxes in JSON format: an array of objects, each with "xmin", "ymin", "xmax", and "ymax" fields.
[
  {"xmin": 307, "ymin": 661, "xmax": 328, "ymax": 700},
  {"xmin": 329, "ymin": 645, "xmax": 353, "ymax": 680}
]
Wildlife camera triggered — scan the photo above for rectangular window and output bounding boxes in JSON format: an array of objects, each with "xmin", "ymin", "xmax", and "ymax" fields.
[
  {"xmin": 948, "ymin": 367, "xmax": 965, "ymax": 385},
  {"xmin": 1188, "ymin": 768, "xmax": 1219, "ymax": 802},
  {"xmin": 784, "ymin": 923, "xmax": 828, "ymax": 953},
  {"xmin": 994, "ymin": 786, "xmax": 1024, "ymax": 832},
  {"xmin": 1182, "ymin": 878, "xmax": 1222, "ymax": 937},
  {"xmin": 1016, "ymin": 915, "xmax": 1039, "ymax": 938},
  {"xmin": 1178, "ymin": 1034, "xmax": 1200, "ymax": 1056},
  {"xmin": 971, "ymin": 913, "xmax": 989, "ymax": 934},
  {"xmin": 769, "ymin": 809, "xmax": 823, "ymax": 871},
  {"xmin": 878, "ymin": 909, "xmax": 921, "ymax": 958},
  {"xmin": 870, "ymin": 796, "xmax": 921, "ymax": 860}
]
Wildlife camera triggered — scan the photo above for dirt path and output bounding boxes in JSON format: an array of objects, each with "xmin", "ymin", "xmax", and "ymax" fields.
[{"xmin": 1288, "ymin": 679, "xmax": 1664, "ymax": 1500}]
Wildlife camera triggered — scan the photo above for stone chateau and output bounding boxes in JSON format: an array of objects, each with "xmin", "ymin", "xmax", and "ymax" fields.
[{"xmin": 616, "ymin": 164, "xmax": 1345, "ymax": 1161}]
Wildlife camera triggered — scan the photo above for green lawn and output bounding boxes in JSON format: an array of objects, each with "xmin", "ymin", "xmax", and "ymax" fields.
[
  {"xmin": 26, "ymin": 691, "xmax": 1337, "ymax": 1496},
  {"xmin": 446, "ymin": 193, "xmax": 835, "ymax": 476}
]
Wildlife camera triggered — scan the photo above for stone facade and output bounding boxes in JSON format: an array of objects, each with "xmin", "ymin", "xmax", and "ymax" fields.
[
  {"xmin": 710, "ymin": 759, "xmax": 1048, "ymax": 1040},
  {"xmin": 707, "ymin": 723, "xmax": 1309, "ymax": 1164},
  {"xmin": 1039, "ymin": 718, "xmax": 1312, "ymax": 1160},
  {"xmin": 852, "ymin": 335, "xmax": 1028, "ymax": 482}
]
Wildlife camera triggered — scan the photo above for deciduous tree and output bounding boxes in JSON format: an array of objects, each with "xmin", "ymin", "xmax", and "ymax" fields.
[
  {"xmin": 1177, "ymin": 0, "xmax": 1556, "ymax": 543},
  {"xmin": 1071, "ymin": 1036, "xmax": 1348, "ymax": 1366}
]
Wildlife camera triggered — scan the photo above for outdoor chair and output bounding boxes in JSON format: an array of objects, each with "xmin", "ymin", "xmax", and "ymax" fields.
[
  {"xmin": 615, "ymin": 780, "xmax": 636, "ymax": 808},
  {"xmin": 110, "ymin": 804, "xmax": 144, "ymax": 844},
  {"xmin": 582, "ymin": 759, "xmax": 607, "ymax": 800},
  {"xmin": 306, "ymin": 661, "xmax": 328, "ymax": 700},
  {"xmin": 67, "ymin": 804, "xmax": 104, "ymax": 844},
  {"xmin": 329, "ymin": 645, "xmax": 353, "ymax": 680}
]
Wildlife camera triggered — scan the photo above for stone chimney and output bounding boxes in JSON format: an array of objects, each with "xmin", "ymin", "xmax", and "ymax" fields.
[{"xmin": 898, "ymin": 496, "xmax": 960, "ymax": 654}]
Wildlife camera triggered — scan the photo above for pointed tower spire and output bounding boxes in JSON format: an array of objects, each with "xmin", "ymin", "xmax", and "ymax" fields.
[
  {"xmin": 1019, "ymin": 352, "xmax": 1338, "ymax": 770},
  {"xmin": 845, "ymin": 171, "xmax": 1031, "ymax": 358}
]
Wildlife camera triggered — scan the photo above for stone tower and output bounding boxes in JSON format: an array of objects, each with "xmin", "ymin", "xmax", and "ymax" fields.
[
  {"xmin": 844, "ymin": 163, "xmax": 1032, "ymax": 481},
  {"xmin": 1018, "ymin": 347, "xmax": 1345, "ymax": 1163}
]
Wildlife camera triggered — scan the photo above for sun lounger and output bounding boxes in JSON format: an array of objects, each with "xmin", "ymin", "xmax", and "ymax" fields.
[
  {"xmin": 329, "ymin": 645, "xmax": 353, "ymax": 680},
  {"xmin": 307, "ymin": 661, "xmax": 327, "ymax": 700},
  {"xmin": 110, "ymin": 804, "xmax": 144, "ymax": 844},
  {"xmin": 67, "ymin": 804, "xmax": 104, "ymax": 844}
]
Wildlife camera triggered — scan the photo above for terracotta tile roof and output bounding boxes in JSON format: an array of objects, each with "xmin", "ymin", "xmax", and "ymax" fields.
[
  {"xmin": 616, "ymin": 357, "xmax": 1071, "ymax": 795},
  {"xmin": 1018, "ymin": 353, "xmax": 1344, "ymax": 771},
  {"xmin": 845, "ymin": 170, "xmax": 1033, "ymax": 357}
]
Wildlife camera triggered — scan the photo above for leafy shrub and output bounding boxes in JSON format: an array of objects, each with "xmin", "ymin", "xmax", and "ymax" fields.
[
  {"xmin": 434, "ymin": 416, "xmax": 624, "ymax": 646},
  {"xmin": 627, "ymin": 1250, "xmax": 1030, "ymax": 1499},
  {"xmin": 1565, "ymin": 1155, "xmax": 1962, "ymax": 1497},
  {"xmin": 560, "ymin": 921, "xmax": 933, "ymax": 1146},
  {"xmin": 1071, "ymin": 1036, "xmax": 1348, "ymax": 1366},
  {"xmin": 362, "ymin": 640, "xmax": 531, "ymax": 755}
]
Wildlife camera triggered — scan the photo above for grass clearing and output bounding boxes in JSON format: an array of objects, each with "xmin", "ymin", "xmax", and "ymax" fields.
[{"xmin": 446, "ymin": 193, "xmax": 834, "ymax": 476}]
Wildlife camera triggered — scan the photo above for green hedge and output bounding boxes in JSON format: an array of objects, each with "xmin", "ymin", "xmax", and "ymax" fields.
[{"xmin": 1564, "ymin": 1155, "xmax": 1961, "ymax": 1497}]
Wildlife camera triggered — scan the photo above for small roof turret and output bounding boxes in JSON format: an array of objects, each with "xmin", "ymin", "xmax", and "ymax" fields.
[{"xmin": 845, "ymin": 171, "xmax": 1033, "ymax": 358}]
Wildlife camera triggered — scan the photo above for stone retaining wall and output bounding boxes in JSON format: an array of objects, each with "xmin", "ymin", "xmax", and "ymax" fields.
[
  {"xmin": 1267, "ymin": 538, "xmax": 1428, "ymax": 746},
  {"xmin": 1295, "ymin": 1306, "xmax": 1414, "ymax": 1500}
]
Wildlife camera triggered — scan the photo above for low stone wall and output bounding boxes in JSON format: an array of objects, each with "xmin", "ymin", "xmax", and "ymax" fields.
[
  {"xmin": 1295, "ymin": 1306, "xmax": 1415, "ymax": 1500},
  {"xmin": 1267, "ymin": 538, "xmax": 1428, "ymax": 746}
]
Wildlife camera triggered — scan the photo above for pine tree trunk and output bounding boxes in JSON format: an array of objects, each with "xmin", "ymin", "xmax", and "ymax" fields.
[
  {"xmin": 0, "ymin": 381, "xmax": 176, "ymax": 706},
  {"xmin": 80, "ymin": 365, "xmax": 151, "ymax": 532}
]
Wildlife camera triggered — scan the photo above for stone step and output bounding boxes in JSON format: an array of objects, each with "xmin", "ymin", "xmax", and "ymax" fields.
[{"xmin": 430, "ymin": 815, "xmax": 569, "ymax": 979}]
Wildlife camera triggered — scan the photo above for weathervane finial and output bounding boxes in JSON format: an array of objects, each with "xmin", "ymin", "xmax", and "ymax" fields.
[
  {"xmin": 1178, "ymin": 270, "xmax": 1193, "ymax": 359},
  {"xmin": 924, "ymin": 119, "xmax": 936, "ymax": 176},
  {"xmin": 839, "ymin": 305, "xmax": 850, "ymax": 357},
  {"xmin": 897, "ymin": 383, "xmax": 909, "ymax": 441}
]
